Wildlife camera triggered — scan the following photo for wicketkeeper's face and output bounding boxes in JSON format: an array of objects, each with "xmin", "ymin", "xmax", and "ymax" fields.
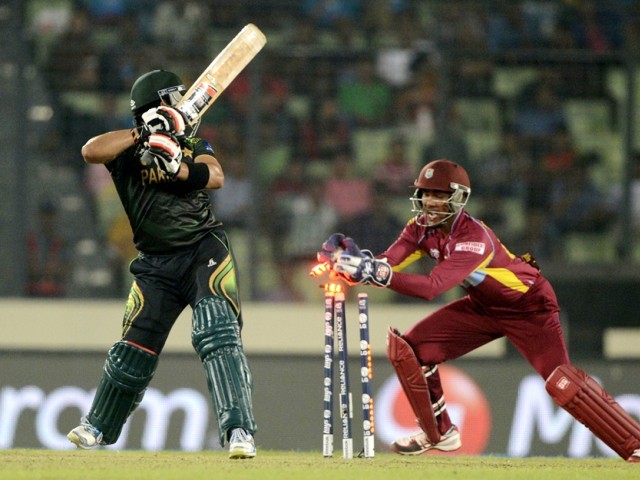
[{"xmin": 420, "ymin": 190, "xmax": 453, "ymax": 225}]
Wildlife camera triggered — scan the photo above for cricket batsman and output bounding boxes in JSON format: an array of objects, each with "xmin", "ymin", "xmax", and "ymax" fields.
[{"xmin": 66, "ymin": 70, "xmax": 257, "ymax": 459}]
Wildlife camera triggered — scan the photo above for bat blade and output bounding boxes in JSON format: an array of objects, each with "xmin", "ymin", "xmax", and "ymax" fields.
[{"xmin": 176, "ymin": 23, "xmax": 267, "ymax": 125}]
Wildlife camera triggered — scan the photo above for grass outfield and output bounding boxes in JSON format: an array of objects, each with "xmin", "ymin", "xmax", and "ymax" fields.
[{"xmin": 0, "ymin": 450, "xmax": 638, "ymax": 480}]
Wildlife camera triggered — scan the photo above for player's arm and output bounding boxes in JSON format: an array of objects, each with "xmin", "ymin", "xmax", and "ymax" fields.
[
  {"xmin": 81, "ymin": 130, "xmax": 135, "ymax": 165},
  {"xmin": 391, "ymin": 249, "xmax": 491, "ymax": 301},
  {"xmin": 175, "ymin": 153, "xmax": 224, "ymax": 190}
]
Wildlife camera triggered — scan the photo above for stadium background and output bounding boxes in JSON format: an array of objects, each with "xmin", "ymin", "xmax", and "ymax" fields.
[{"xmin": 1, "ymin": 0, "xmax": 640, "ymax": 456}]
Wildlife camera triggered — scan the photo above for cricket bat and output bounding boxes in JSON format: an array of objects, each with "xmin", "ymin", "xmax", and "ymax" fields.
[{"xmin": 176, "ymin": 23, "xmax": 267, "ymax": 125}]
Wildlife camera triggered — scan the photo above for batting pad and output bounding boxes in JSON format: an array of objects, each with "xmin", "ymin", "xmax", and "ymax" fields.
[
  {"xmin": 192, "ymin": 296, "xmax": 257, "ymax": 445},
  {"xmin": 546, "ymin": 364, "xmax": 640, "ymax": 461},
  {"xmin": 386, "ymin": 327, "xmax": 441, "ymax": 445},
  {"xmin": 88, "ymin": 341, "xmax": 158, "ymax": 444}
]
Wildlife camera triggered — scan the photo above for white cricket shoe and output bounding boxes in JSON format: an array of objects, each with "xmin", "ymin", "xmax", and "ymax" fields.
[
  {"xmin": 628, "ymin": 448, "xmax": 640, "ymax": 463},
  {"xmin": 228, "ymin": 428, "xmax": 256, "ymax": 459},
  {"xmin": 391, "ymin": 425, "xmax": 461, "ymax": 456},
  {"xmin": 67, "ymin": 417, "xmax": 103, "ymax": 450}
]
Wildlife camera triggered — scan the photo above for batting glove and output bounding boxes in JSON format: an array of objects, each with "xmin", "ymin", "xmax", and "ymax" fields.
[
  {"xmin": 142, "ymin": 106, "xmax": 187, "ymax": 137},
  {"xmin": 147, "ymin": 132, "xmax": 183, "ymax": 177}
]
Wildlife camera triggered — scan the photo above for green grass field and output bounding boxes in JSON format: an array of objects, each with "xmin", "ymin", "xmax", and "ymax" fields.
[{"xmin": 1, "ymin": 450, "xmax": 638, "ymax": 480}]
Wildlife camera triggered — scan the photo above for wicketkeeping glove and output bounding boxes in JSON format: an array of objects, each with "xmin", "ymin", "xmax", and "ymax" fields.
[
  {"xmin": 147, "ymin": 131, "xmax": 183, "ymax": 177},
  {"xmin": 334, "ymin": 249, "xmax": 393, "ymax": 288},
  {"xmin": 142, "ymin": 106, "xmax": 187, "ymax": 137},
  {"xmin": 317, "ymin": 233, "xmax": 347, "ymax": 265},
  {"xmin": 317, "ymin": 233, "xmax": 363, "ymax": 265}
]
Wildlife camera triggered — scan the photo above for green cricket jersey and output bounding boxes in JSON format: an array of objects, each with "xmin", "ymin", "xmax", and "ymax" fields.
[{"xmin": 107, "ymin": 137, "xmax": 220, "ymax": 253}]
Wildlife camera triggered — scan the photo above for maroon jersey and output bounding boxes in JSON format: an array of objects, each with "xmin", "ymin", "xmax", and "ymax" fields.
[{"xmin": 382, "ymin": 210, "xmax": 542, "ymax": 308}]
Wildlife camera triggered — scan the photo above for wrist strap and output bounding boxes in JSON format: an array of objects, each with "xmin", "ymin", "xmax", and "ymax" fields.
[{"xmin": 182, "ymin": 161, "xmax": 210, "ymax": 191}]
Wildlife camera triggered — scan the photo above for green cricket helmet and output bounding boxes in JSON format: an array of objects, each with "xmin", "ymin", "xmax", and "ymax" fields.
[{"xmin": 130, "ymin": 70, "xmax": 186, "ymax": 118}]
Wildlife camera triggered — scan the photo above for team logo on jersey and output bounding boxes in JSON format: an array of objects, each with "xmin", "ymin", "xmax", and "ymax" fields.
[
  {"xmin": 455, "ymin": 242, "xmax": 486, "ymax": 254},
  {"xmin": 429, "ymin": 248, "xmax": 440, "ymax": 259}
]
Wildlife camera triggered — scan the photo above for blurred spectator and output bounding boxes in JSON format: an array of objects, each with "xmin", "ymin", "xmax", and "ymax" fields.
[
  {"xmin": 302, "ymin": 0, "xmax": 361, "ymax": 30},
  {"xmin": 542, "ymin": 127, "xmax": 577, "ymax": 174},
  {"xmin": 472, "ymin": 129, "xmax": 529, "ymax": 199},
  {"xmin": 437, "ymin": 2, "xmax": 488, "ymax": 51},
  {"xmin": 277, "ymin": 172, "xmax": 338, "ymax": 301},
  {"xmin": 262, "ymin": 159, "xmax": 308, "ymax": 264},
  {"xmin": 336, "ymin": 181, "xmax": 404, "ymax": 256},
  {"xmin": 546, "ymin": 153, "xmax": 613, "ymax": 259},
  {"xmin": 376, "ymin": 34, "xmax": 435, "ymax": 89},
  {"xmin": 209, "ymin": 151, "xmax": 251, "ymax": 229},
  {"xmin": 98, "ymin": 15, "xmax": 152, "ymax": 93},
  {"xmin": 288, "ymin": 15, "xmax": 319, "ymax": 46},
  {"xmin": 324, "ymin": 148, "xmax": 373, "ymax": 222},
  {"xmin": 471, "ymin": 129, "xmax": 531, "ymax": 246},
  {"xmin": 622, "ymin": 3, "xmax": 640, "ymax": 52},
  {"xmin": 513, "ymin": 81, "xmax": 567, "ymax": 141},
  {"xmin": 84, "ymin": 0, "xmax": 129, "ymax": 25},
  {"xmin": 151, "ymin": 0, "xmax": 210, "ymax": 52},
  {"xmin": 610, "ymin": 154, "xmax": 640, "ymax": 233},
  {"xmin": 520, "ymin": 0, "xmax": 562, "ymax": 48},
  {"xmin": 260, "ymin": 58, "xmax": 296, "ymax": 145},
  {"xmin": 562, "ymin": 0, "xmax": 624, "ymax": 52},
  {"xmin": 107, "ymin": 212, "xmax": 137, "ymax": 294},
  {"xmin": 296, "ymin": 97, "xmax": 351, "ymax": 162},
  {"xmin": 486, "ymin": 5, "xmax": 526, "ymax": 51},
  {"xmin": 373, "ymin": 135, "xmax": 415, "ymax": 195},
  {"xmin": 44, "ymin": 4, "xmax": 100, "ymax": 93},
  {"xmin": 363, "ymin": 0, "xmax": 417, "ymax": 48},
  {"xmin": 25, "ymin": 200, "xmax": 70, "ymax": 297},
  {"xmin": 421, "ymin": 106, "xmax": 470, "ymax": 167},
  {"xmin": 337, "ymin": 55, "xmax": 393, "ymax": 128},
  {"xmin": 440, "ymin": 2, "xmax": 493, "ymax": 96},
  {"xmin": 394, "ymin": 58, "xmax": 439, "ymax": 136}
]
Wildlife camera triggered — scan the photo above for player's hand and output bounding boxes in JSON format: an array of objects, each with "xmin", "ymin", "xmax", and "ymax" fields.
[
  {"xmin": 334, "ymin": 249, "xmax": 392, "ymax": 288},
  {"xmin": 317, "ymin": 233, "xmax": 362, "ymax": 265},
  {"xmin": 142, "ymin": 106, "xmax": 186, "ymax": 137},
  {"xmin": 317, "ymin": 233, "xmax": 346, "ymax": 265},
  {"xmin": 147, "ymin": 132, "xmax": 183, "ymax": 177},
  {"xmin": 131, "ymin": 124, "xmax": 151, "ymax": 146}
]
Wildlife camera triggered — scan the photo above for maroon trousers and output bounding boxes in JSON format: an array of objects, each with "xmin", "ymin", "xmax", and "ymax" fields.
[{"xmin": 402, "ymin": 276, "xmax": 570, "ymax": 432}]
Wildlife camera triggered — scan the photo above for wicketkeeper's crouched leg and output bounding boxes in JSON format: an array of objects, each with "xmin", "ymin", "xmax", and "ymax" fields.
[
  {"xmin": 546, "ymin": 364, "xmax": 640, "ymax": 462},
  {"xmin": 386, "ymin": 327, "xmax": 453, "ymax": 442},
  {"xmin": 192, "ymin": 295, "xmax": 257, "ymax": 446}
]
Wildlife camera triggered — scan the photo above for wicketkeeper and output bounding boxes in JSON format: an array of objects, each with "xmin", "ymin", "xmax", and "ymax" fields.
[
  {"xmin": 316, "ymin": 159, "xmax": 640, "ymax": 462},
  {"xmin": 67, "ymin": 70, "xmax": 257, "ymax": 459}
]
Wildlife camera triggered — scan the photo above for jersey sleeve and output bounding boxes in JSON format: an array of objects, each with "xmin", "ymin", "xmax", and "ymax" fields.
[
  {"xmin": 380, "ymin": 219, "xmax": 427, "ymax": 272},
  {"xmin": 385, "ymin": 218, "xmax": 495, "ymax": 301},
  {"xmin": 390, "ymin": 248, "xmax": 492, "ymax": 301}
]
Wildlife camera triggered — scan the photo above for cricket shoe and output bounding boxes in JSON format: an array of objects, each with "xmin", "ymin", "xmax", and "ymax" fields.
[
  {"xmin": 628, "ymin": 448, "xmax": 640, "ymax": 463},
  {"xmin": 67, "ymin": 417, "xmax": 104, "ymax": 450},
  {"xmin": 391, "ymin": 425, "xmax": 461, "ymax": 456},
  {"xmin": 228, "ymin": 428, "xmax": 256, "ymax": 459}
]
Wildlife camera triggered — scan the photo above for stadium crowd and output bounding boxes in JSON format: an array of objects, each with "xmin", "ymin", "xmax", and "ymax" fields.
[{"xmin": 23, "ymin": 0, "xmax": 640, "ymax": 299}]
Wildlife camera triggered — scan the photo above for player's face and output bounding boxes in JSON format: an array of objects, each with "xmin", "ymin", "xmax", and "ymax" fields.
[{"xmin": 421, "ymin": 190, "xmax": 453, "ymax": 226}]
